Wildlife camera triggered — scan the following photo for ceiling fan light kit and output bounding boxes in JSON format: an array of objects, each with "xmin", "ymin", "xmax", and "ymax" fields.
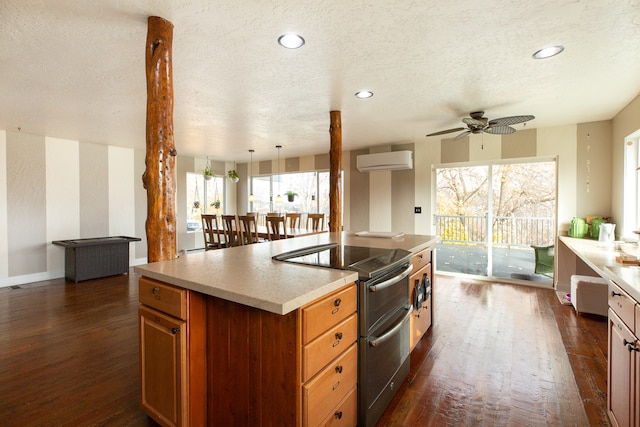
[{"xmin": 426, "ymin": 111, "xmax": 535, "ymax": 141}]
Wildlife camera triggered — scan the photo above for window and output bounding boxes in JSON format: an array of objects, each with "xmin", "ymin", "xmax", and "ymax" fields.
[
  {"xmin": 249, "ymin": 171, "xmax": 332, "ymax": 216},
  {"xmin": 623, "ymin": 130, "xmax": 640, "ymax": 237},
  {"xmin": 186, "ymin": 173, "xmax": 224, "ymax": 232}
]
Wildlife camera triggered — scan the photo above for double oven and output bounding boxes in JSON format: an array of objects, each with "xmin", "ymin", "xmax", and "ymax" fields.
[{"xmin": 274, "ymin": 243, "xmax": 414, "ymax": 427}]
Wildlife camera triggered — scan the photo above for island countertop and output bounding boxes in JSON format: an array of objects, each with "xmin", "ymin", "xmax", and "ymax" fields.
[{"xmin": 134, "ymin": 231, "xmax": 440, "ymax": 315}]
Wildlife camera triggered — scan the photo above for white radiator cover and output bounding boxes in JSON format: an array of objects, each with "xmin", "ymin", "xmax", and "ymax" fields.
[{"xmin": 356, "ymin": 150, "xmax": 413, "ymax": 172}]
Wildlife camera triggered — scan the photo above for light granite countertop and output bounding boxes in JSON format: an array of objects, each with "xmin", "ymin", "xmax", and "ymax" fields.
[
  {"xmin": 559, "ymin": 236, "xmax": 640, "ymax": 302},
  {"xmin": 134, "ymin": 231, "xmax": 441, "ymax": 315}
]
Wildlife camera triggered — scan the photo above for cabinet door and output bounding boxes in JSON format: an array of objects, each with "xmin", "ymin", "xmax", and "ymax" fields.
[
  {"xmin": 139, "ymin": 305, "xmax": 187, "ymax": 427},
  {"xmin": 608, "ymin": 308, "xmax": 635, "ymax": 427}
]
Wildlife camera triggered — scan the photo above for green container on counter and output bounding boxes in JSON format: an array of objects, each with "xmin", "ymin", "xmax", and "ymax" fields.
[
  {"xmin": 590, "ymin": 217, "xmax": 606, "ymax": 239},
  {"xmin": 568, "ymin": 217, "xmax": 588, "ymax": 238}
]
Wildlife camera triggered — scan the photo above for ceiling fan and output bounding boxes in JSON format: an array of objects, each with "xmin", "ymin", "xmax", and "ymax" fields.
[{"xmin": 426, "ymin": 111, "xmax": 535, "ymax": 141}]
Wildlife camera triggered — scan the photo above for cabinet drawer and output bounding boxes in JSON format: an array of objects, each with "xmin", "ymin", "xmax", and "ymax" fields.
[
  {"xmin": 302, "ymin": 313, "xmax": 357, "ymax": 383},
  {"xmin": 303, "ymin": 343, "xmax": 357, "ymax": 427},
  {"xmin": 411, "ymin": 249, "xmax": 431, "ymax": 273},
  {"xmin": 139, "ymin": 277, "xmax": 187, "ymax": 320},
  {"xmin": 609, "ymin": 281, "xmax": 636, "ymax": 332},
  {"xmin": 318, "ymin": 385, "xmax": 357, "ymax": 427},
  {"xmin": 302, "ymin": 284, "xmax": 357, "ymax": 344}
]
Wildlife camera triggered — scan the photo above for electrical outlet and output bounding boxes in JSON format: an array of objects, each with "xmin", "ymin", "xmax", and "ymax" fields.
[{"xmin": 414, "ymin": 207, "xmax": 422, "ymax": 214}]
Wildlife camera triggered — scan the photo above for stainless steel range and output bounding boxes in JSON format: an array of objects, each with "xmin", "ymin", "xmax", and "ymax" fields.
[{"xmin": 273, "ymin": 243, "xmax": 414, "ymax": 427}]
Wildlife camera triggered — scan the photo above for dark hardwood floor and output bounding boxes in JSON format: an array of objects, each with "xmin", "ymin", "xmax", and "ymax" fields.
[{"xmin": 0, "ymin": 272, "xmax": 609, "ymax": 426}]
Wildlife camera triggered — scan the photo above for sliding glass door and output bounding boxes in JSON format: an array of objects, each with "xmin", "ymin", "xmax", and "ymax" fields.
[{"xmin": 435, "ymin": 159, "xmax": 556, "ymax": 283}]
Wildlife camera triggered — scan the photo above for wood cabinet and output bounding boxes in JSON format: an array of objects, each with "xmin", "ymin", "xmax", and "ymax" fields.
[
  {"xmin": 206, "ymin": 281, "xmax": 358, "ymax": 426},
  {"xmin": 138, "ymin": 277, "xmax": 206, "ymax": 427},
  {"xmin": 409, "ymin": 248, "xmax": 433, "ymax": 351},
  {"xmin": 608, "ymin": 280, "xmax": 640, "ymax": 427}
]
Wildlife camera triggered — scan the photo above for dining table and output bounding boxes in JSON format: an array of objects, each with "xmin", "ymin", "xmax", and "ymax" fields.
[{"xmin": 255, "ymin": 225, "xmax": 324, "ymax": 240}]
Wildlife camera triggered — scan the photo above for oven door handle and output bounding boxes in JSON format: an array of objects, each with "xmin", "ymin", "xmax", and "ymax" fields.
[
  {"xmin": 368, "ymin": 264, "xmax": 413, "ymax": 292},
  {"xmin": 369, "ymin": 305, "xmax": 413, "ymax": 348}
]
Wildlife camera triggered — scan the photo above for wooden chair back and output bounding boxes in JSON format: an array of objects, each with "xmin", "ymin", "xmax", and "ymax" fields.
[
  {"xmin": 222, "ymin": 215, "xmax": 242, "ymax": 246},
  {"xmin": 266, "ymin": 216, "xmax": 288, "ymax": 240},
  {"xmin": 239, "ymin": 215, "xmax": 261, "ymax": 244},
  {"xmin": 306, "ymin": 213, "xmax": 325, "ymax": 231},
  {"xmin": 201, "ymin": 214, "xmax": 224, "ymax": 250},
  {"xmin": 267, "ymin": 212, "xmax": 283, "ymax": 217},
  {"xmin": 286, "ymin": 213, "xmax": 301, "ymax": 229}
]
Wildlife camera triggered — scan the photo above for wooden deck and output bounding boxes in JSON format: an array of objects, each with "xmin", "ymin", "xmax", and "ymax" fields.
[{"xmin": 0, "ymin": 272, "xmax": 609, "ymax": 426}]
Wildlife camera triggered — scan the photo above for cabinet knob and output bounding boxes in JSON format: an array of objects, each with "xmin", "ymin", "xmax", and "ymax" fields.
[
  {"xmin": 334, "ymin": 298, "xmax": 341, "ymax": 307},
  {"xmin": 152, "ymin": 287, "xmax": 160, "ymax": 295},
  {"xmin": 335, "ymin": 365, "xmax": 343, "ymax": 374},
  {"xmin": 171, "ymin": 327, "xmax": 180, "ymax": 335},
  {"xmin": 335, "ymin": 332, "xmax": 343, "ymax": 340},
  {"xmin": 334, "ymin": 411, "xmax": 343, "ymax": 420}
]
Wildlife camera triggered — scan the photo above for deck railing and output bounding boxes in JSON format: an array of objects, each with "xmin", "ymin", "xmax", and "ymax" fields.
[{"xmin": 435, "ymin": 214, "xmax": 555, "ymax": 247}]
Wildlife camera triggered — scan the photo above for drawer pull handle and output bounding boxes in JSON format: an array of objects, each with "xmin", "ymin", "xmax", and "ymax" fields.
[
  {"xmin": 171, "ymin": 327, "xmax": 180, "ymax": 335},
  {"xmin": 334, "ymin": 411, "xmax": 343, "ymax": 420},
  {"xmin": 152, "ymin": 287, "xmax": 160, "ymax": 295},
  {"xmin": 332, "ymin": 381, "xmax": 340, "ymax": 391},
  {"xmin": 611, "ymin": 291, "xmax": 622, "ymax": 297},
  {"xmin": 335, "ymin": 365, "xmax": 343, "ymax": 374}
]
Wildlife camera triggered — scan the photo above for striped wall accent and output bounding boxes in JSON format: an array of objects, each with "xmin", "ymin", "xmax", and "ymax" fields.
[
  {"xmin": 0, "ymin": 131, "xmax": 141, "ymax": 287},
  {"xmin": 348, "ymin": 144, "xmax": 416, "ymax": 234}
]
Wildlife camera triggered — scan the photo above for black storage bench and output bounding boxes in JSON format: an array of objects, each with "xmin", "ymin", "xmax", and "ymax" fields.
[{"xmin": 52, "ymin": 236, "xmax": 141, "ymax": 282}]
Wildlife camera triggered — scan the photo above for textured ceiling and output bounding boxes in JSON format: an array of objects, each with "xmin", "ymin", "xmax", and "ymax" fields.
[{"xmin": 1, "ymin": 0, "xmax": 640, "ymax": 162}]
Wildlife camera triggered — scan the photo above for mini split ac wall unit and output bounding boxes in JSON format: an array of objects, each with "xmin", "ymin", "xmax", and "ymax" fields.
[{"xmin": 356, "ymin": 150, "xmax": 413, "ymax": 172}]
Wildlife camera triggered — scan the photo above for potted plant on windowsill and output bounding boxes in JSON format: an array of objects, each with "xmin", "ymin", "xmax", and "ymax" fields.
[
  {"xmin": 203, "ymin": 164, "xmax": 214, "ymax": 181},
  {"xmin": 227, "ymin": 169, "xmax": 239, "ymax": 183},
  {"xmin": 285, "ymin": 190, "xmax": 298, "ymax": 202}
]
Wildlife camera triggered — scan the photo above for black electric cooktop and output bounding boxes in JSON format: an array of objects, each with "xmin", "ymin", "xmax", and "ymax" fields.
[{"xmin": 273, "ymin": 243, "xmax": 411, "ymax": 279}]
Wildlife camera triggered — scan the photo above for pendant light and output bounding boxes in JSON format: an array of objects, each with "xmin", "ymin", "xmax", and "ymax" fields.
[
  {"xmin": 275, "ymin": 145, "xmax": 283, "ymax": 203},
  {"xmin": 248, "ymin": 149, "xmax": 255, "ymax": 202}
]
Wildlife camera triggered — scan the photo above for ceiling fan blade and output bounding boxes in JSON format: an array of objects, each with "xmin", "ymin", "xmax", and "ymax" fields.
[
  {"xmin": 488, "ymin": 115, "xmax": 534, "ymax": 126},
  {"xmin": 462, "ymin": 117, "xmax": 486, "ymax": 127},
  {"xmin": 484, "ymin": 125, "xmax": 516, "ymax": 135},
  {"xmin": 453, "ymin": 130, "xmax": 471, "ymax": 141},
  {"xmin": 426, "ymin": 127, "xmax": 465, "ymax": 137}
]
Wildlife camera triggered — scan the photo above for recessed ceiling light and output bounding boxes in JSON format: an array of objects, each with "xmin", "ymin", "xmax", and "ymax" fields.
[
  {"xmin": 532, "ymin": 45, "xmax": 564, "ymax": 59},
  {"xmin": 278, "ymin": 33, "xmax": 305, "ymax": 49},
  {"xmin": 355, "ymin": 90, "xmax": 373, "ymax": 99}
]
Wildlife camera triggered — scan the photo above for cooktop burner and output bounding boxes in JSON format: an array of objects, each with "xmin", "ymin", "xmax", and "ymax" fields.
[{"xmin": 273, "ymin": 243, "xmax": 412, "ymax": 279}]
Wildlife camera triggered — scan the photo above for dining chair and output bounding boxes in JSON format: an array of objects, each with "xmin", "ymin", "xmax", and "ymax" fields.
[
  {"xmin": 266, "ymin": 215, "xmax": 288, "ymax": 240},
  {"xmin": 306, "ymin": 213, "xmax": 325, "ymax": 232},
  {"xmin": 222, "ymin": 215, "xmax": 242, "ymax": 246},
  {"xmin": 239, "ymin": 215, "xmax": 262, "ymax": 244},
  {"xmin": 201, "ymin": 214, "xmax": 224, "ymax": 250},
  {"xmin": 286, "ymin": 213, "xmax": 301, "ymax": 229}
]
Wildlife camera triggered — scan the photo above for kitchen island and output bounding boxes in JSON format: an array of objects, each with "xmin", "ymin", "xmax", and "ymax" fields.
[{"xmin": 134, "ymin": 231, "xmax": 440, "ymax": 427}]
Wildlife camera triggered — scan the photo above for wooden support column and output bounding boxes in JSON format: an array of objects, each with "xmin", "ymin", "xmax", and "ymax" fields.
[
  {"xmin": 142, "ymin": 16, "xmax": 177, "ymax": 263},
  {"xmin": 329, "ymin": 111, "xmax": 343, "ymax": 232}
]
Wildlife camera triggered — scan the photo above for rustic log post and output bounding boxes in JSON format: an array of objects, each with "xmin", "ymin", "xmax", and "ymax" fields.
[
  {"xmin": 142, "ymin": 16, "xmax": 177, "ymax": 262},
  {"xmin": 329, "ymin": 111, "xmax": 343, "ymax": 233}
]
